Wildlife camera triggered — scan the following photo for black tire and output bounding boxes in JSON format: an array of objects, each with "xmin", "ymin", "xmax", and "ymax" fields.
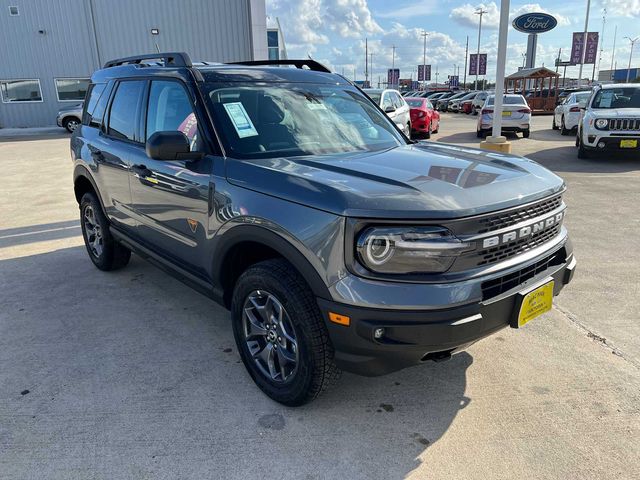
[
  {"xmin": 577, "ymin": 130, "xmax": 591, "ymax": 159},
  {"xmin": 560, "ymin": 116, "xmax": 569, "ymax": 136},
  {"xmin": 424, "ymin": 121, "xmax": 432, "ymax": 139},
  {"xmin": 522, "ymin": 128, "xmax": 530, "ymax": 138},
  {"xmin": 476, "ymin": 128, "xmax": 483, "ymax": 138},
  {"xmin": 552, "ymin": 116, "xmax": 558, "ymax": 130},
  {"xmin": 231, "ymin": 259, "xmax": 340, "ymax": 406},
  {"xmin": 63, "ymin": 116, "xmax": 81, "ymax": 133},
  {"xmin": 80, "ymin": 192, "xmax": 131, "ymax": 271},
  {"xmin": 433, "ymin": 119, "xmax": 439, "ymax": 134}
]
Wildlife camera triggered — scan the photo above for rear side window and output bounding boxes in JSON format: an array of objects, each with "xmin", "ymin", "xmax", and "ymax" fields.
[
  {"xmin": 82, "ymin": 83, "xmax": 106, "ymax": 125},
  {"xmin": 391, "ymin": 93, "xmax": 404, "ymax": 109},
  {"xmin": 108, "ymin": 81, "xmax": 145, "ymax": 141},
  {"xmin": 146, "ymin": 80, "xmax": 201, "ymax": 151}
]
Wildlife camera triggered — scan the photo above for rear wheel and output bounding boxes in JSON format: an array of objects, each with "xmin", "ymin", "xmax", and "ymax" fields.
[
  {"xmin": 560, "ymin": 116, "xmax": 569, "ymax": 136},
  {"xmin": 522, "ymin": 128, "xmax": 530, "ymax": 138},
  {"xmin": 80, "ymin": 192, "xmax": 131, "ymax": 271},
  {"xmin": 424, "ymin": 121, "xmax": 432, "ymax": 139},
  {"xmin": 231, "ymin": 259, "xmax": 340, "ymax": 406},
  {"xmin": 552, "ymin": 116, "xmax": 558, "ymax": 130}
]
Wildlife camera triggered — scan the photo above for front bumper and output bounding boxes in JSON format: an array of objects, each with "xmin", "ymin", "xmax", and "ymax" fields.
[
  {"xmin": 318, "ymin": 245, "xmax": 576, "ymax": 376},
  {"xmin": 583, "ymin": 133, "xmax": 640, "ymax": 151}
]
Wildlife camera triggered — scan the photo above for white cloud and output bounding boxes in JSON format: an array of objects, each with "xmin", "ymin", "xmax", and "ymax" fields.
[
  {"xmin": 376, "ymin": 1, "xmax": 438, "ymax": 19},
  {"xmin": 449, "ymin": 3, "xmax": 571, "ymax": 30}
]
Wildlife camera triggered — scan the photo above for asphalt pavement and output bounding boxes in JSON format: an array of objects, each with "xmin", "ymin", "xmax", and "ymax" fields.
[{"xmin": 1, "ymin": 117, "xmax": 638, "ymax": 480}]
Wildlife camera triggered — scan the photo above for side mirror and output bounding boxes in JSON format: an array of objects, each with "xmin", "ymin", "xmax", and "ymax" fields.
[
  {"xmin": 146, "ymin": 131, "xmax": 202, "ymax": 160},
  {"xmin": 384, "ymin": 105, "xmax": 396, "ymax": 113}
]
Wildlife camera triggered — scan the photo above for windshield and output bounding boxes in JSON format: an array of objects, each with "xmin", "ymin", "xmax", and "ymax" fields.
[
  {"xmin": 204, "ymin": 83, "xmax": 405, "ymax": 159},
  {"xmin": 486, "ymin": 95, "xmax": 527, "ymax": 106},
  {"xmin": 406, "ymin": 99, "xmax": 424, "ymax": 107},
  {"xmin": 591, "ymin": 88, "xmax": 640, "ymax": 109}
]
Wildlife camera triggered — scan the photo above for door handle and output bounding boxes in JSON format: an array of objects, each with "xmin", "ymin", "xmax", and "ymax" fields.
[{"xmin": 132, "ymin": 164, "xmax": 152, "ymax": 178}]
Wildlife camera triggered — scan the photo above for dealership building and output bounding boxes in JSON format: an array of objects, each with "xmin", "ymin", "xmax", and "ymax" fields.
[{"xmin": 0, "ymin": 0, "xmax": 268, "ymax": 128}]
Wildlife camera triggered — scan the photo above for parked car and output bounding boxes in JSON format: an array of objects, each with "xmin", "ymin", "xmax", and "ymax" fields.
[
  {"xmin": 402, "ymin": 90, "xmax": 417, "ymax": 97},
  {"xmin": 471, "ymin": 91, "xmax": 491, "ymax": 115},
  {"xmin": 461, "ymin": 98, "xmax": 474, "ymax": 114},
  {"xmin": 72, "ymin": 52, "xmax": 575, "ymax": 406},
  {"xmin": 406, "ymin": 97, "xmax": 440, "ymax": 138},
  {"xmin": 553, "ymin": 91, "xmax": 592, "ymax": 135},
  {"xmin": 477, "ymin": 94, "xmax": 531, "ymax": 138},
  {"xmin": 436, "ymin": 91, "xmax": 466, "ymax": 111},
  {"xmin": 364, "ymin": 88, "xmax": 411, "ymax": 136},
  {"xmin": 576, "ymin": 83, "xmax": 640, "ymax": 158},
  {"xmin": 449, "ymin": 91, "xmax": 477, "ymax": 112},
  {"xmin": 56, "ymin": 103, "xmax": 83, "ymax": 132}
]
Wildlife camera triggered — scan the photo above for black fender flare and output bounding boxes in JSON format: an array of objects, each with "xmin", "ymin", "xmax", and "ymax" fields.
[
  {"xmin": 212, "ymin": 224, "xmax": 332, "ymax": 304},
  {"xmin": 73, "ymin": 164, "xmax": 107, "ymax": 214}
]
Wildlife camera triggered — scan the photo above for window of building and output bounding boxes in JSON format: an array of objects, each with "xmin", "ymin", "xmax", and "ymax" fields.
[
  {"xmin": 146, "ymin": 80, "xmax": 200, "ymax": 151},
  {"xmin": 9, "ymin": 6, "xmax": 19, "ymax": 16},
  {"xmin": 267, "ymin": 30, "xmax": 280, "ymax": 60},
  {"xmin": 108, "ymin": 81, "xmax": 145, "ymax": 141},
  {"xmin": 55, "ymin": 78, "xmax": 90, "ymax": 102},
  {"xmin": 0, "ymin": 79, "xmax": 42, "ymax": 103}
]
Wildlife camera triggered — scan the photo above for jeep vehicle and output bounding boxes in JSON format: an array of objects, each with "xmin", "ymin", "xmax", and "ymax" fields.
[
  {"xmin": 576, "ymin": 83, "xmax": 640, "ymax": 158},
  {"xmin": 72, "ymin": 53, "xmax": 576, "ymax": 406}
]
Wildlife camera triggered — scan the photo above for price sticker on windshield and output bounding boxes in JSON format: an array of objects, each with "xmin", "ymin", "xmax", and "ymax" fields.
[{"xmin": 223, "ymin": 102, "xmax": 259, "ymax": 138}]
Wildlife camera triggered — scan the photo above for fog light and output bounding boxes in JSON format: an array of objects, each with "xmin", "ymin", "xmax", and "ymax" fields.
[
  {"xmin": 373, "ymin": 327, "xmax": 385, "ymax": 339},
  {"xmin": 597, "ymin": 141, "xmax": 606, "ymax": 148}
]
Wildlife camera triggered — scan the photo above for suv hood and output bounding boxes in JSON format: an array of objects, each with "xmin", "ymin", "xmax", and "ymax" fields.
[
  {"xmin": 226, "ymin": 143, "xmax": 565, "ymax": 219},
  {"xmin": 587, "ymin": 108, "xmax": 640, "ymax": 117}
]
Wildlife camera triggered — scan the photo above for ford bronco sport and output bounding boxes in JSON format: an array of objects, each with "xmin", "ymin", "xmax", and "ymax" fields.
[{"xmin": 72, "ymin": 53, "xmax": 576, "ymax": 405}]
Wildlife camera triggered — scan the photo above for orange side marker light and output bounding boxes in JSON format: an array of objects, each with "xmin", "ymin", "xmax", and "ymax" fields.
[{"xmin": 328, "ymin": 312, "xmax": 350, "ymax": 326}]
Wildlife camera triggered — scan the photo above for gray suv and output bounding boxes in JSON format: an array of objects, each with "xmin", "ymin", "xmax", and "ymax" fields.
[{"xmin": 71, "ymin": 53, "xmax": 576, "ymax": 405}]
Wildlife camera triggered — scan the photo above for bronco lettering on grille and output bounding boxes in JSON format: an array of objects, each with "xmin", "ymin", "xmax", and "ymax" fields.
[{"xmin": 482, "ymin": 212, "xmax": 564, "ymax": 248}]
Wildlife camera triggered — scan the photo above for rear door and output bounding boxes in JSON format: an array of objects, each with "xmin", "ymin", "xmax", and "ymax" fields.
[{"xmin": 128, "ymin": 79, "xmax": 212, "ymax": 276}]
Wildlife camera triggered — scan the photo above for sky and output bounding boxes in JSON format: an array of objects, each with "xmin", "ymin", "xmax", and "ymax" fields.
[{"xmin": 265, "ymin": 0, "xmax": 640, "ymax": 85}]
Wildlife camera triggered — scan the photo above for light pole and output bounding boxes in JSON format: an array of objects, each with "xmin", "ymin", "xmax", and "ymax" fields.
[
  {"xmin": 369, "ymin": 52, "xmax": 375, "ymax": 85},
  {"xmin": 475, "ymin": 8, "xmax": 488, "ymax": 90},
  {"xmin": 391, "ymin": 45, "xmax": 396, "ymax": 88},
  {"xmin": 522, "ymin": 53, "xmax": 526, "ymax": 68},
  {"xmin": 578, "ymin": 0, "xmax": 591, "ymax": 86},
  {"xmin": 421, "ymin": 31, "xmax": 429, "ymax": 90},
  {"xmin": 625, "ymin": 37, "xmax": 639, "ymax": 83}
]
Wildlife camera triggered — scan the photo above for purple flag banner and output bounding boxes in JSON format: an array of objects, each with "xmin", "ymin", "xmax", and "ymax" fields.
[
  {"xmin": 417, "ymin": 65, "xmax": 431, "ymax": 81},
  {"xmin": 469, "ymin": 54, "xmax": 487, "ymax": 76},
  {"xmin": 585, "ymin": 32, "xmax": 599, "ymax": 64},
  {"xmin": 387, "ymin": 68, "xmax": 399, "ymax": 86},
  {"xmin": 570, "ymin": 32, "xmax": 585, "ymax": 64}
]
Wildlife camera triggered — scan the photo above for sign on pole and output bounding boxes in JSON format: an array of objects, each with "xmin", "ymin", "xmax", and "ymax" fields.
[
  {"xmin": 570, "ymin": 32, "xmax": 599, "ymax": 65},
  {"xmin": 448, "ymin": 75, "xmax": 459, "ymax": 88},
  {"xmin": 387, "ymin": 68, "xmax": 399, "ymax": 86},
  {"xmin": 511, "ymin": 13, "xmax": 558, "ymax": 34},
  {"xmin": 417, "ymin": 64, "xmax": 431, "ymax": 81},
  {"xmin": 469, "ymin": 54, "xmax": 487, "ymax": 76}
]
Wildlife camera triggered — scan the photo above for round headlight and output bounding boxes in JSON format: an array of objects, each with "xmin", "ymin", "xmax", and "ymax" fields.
[
  {"xmin": 364, "ymin": 234, "xmax": 393, "ymax": 265},
  {"xmin": 595, "ymin": 118, "xmax": 609, "ymax": 129}
]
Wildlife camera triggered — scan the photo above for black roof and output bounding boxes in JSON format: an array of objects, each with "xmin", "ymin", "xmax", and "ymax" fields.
[{"xmin": 92, "ymin": 52, "xmax": 348, "ymax": 85}]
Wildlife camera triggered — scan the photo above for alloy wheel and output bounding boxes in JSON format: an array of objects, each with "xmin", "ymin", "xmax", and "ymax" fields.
[
  {"xmin": 83, "ymin": 205, "xmax": 104, "ymax": 258},
  {"xmin": 242, "ymin": 290, "xmax": 299, "ymax": 383}
]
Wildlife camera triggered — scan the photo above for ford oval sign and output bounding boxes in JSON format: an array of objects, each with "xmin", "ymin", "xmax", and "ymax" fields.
[{"xmin": 512, "ymin": 13, "xmax": 557, "ymax": 34}]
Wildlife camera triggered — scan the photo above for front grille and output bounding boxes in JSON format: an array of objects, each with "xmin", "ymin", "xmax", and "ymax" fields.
[
  {"xmin": 481, "ymin": 249, "xmax": 565, "ymax": 300},
  {"xmin": 477, "ymin": 224, "xmax": 562, "ymax": 266},
  {"xmin": 608, "ymin": 118, "xmax": 640, "ymax": 131},
  {"xmin": 476, "ymin": 195, "xmax": 562, "ymax": 234}
]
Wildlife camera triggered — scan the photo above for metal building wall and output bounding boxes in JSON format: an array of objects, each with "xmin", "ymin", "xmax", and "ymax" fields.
[{"xmin": 0, "ymin": 0, "xmax": 262, "ymax": 128}]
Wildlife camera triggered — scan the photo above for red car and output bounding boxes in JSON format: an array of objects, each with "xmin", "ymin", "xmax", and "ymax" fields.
[
  {"xmin": 461, "ymin": 99, "xmax": 474, "ymax": 114},
  {"xmin": 406, "ymin": 97, "xmax": 440, "ymax": 138}
]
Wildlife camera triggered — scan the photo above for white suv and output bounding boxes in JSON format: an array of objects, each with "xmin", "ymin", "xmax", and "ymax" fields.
[
  {"xmin": 363, "ymin": 88, "xmax": 411, "ymax": 136},
  {"xmin": 577, "ymin": 84, "xmax": 640, "ymax": 158}
]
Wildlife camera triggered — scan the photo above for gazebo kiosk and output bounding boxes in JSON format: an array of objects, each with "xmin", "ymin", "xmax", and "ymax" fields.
[{"xmin": 505, "ymin": 67, "xmax": 560, "ymax": 114}]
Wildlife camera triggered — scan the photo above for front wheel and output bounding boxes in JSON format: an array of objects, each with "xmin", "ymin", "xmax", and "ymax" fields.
[
  {"xmin": 63, "ymin": 117, "xmax": 80, "ymax": 133},
  {"xmin": 577, "ymin": 130, "xmax": 591, "ymax": 159},
  {"xmin": 231, "ymin": 259, "xmax": 340, "ymax": 406},
  {"xmin": 80, "ymin": 192, "xmax": 131, "ymax": 271}
]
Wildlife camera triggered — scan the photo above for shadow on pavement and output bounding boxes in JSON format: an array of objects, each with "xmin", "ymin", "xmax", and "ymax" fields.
[
  {"xmin": 0, "ymin": 132, "xmax": 69, "ymax": 143},
  {"xmin": 0, "ymin": 220, "xmax": 80, "ymax": 248},
  {"xmin": 0, "ymin": 245, "xmax": 471, "ymax": 478}
]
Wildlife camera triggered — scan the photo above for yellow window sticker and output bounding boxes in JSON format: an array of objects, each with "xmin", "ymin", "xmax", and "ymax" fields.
[{"xmin": 223, "ymin": 102, "xmax": 259, "ymax": 138}]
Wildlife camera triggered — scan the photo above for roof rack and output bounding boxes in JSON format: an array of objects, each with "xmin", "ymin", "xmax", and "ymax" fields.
[
  {"xmin": 227, "ymin": 59, "xmax": 331, "ymax": 73},
  {"xmin": 104, "ymin": 52, "xmax": 192, "ymax": 69}
]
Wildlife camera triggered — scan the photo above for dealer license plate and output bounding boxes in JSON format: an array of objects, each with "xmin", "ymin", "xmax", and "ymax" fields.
[
  {"xmin": 514, "ymin": 280, "xmax": 554, "ymax": 328},
  {"xmin": 502, "ymin": 111, "xmax": 512, "ymax": 117},
  {"xmin": 620, "ymin": 139, "xmax": 637, "ymax": 148}
]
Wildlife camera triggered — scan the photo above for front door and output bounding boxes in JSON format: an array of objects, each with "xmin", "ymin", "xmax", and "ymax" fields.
[{"xmin": 128, "ymin": 80, "xmax": 212, "ymax": 277}]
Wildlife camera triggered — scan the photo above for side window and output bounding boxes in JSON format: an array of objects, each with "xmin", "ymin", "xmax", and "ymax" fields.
[
  {"xmin": 82, "ymin": 83, "xmax": 105, "ymax": 125},
  {"xmin": 108, "ymin": 80, "xmax": 145, "ymax": 141},
  {"xmin": 381, "ymin": 93, "xmax": 393, "ymax": 110},
  {"xmin": 392, "ymin": 93, "xmax": 403, "ymax": 109},
  {"xmin": 146, "ymin": 80, "xmax": 200, "ymax": 151}
]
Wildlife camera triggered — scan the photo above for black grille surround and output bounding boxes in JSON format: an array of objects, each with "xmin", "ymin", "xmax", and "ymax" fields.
[
  {"xmin": 481, "ymin": 249, "xmax": 565, "ymax": 300},
  {"xmin": 608, "ymin": 118, "xmax": 640, "ymax": 131},
  {"xmin": 476, "ymin": 194, "xmax": 562, "ymax": 234}
]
